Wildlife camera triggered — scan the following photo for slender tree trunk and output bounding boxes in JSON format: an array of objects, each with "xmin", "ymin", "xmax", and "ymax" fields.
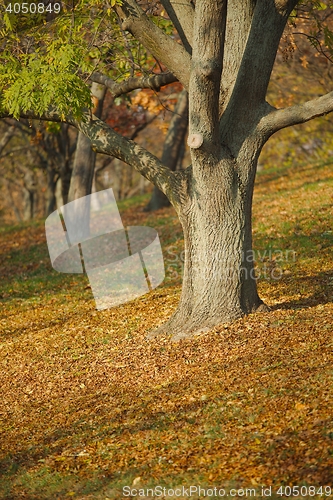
[
  {"xmin": 66, "ymin": 83, "xmax": 106, "ymax": 239},
  {"xmin": 146, "ymin": 182, "xmax": 171, "ymax": 211},
  {"xmin": 45, "ymin": 164, "xmax": 58, "ymax": 216},
  {"xmin": 22, "ymin": 169, "xmax": 37, "ymax": 221},
  {"xmin": 60, "ymin": 167, "xmax": 72, "ymax": 206},
  {"xmin": 145, "ymin": 89, "xmax": 188, "ymax": 211},
  {"xmin": 149, "ymin": 151, "xmax": 267, "ymax": 340},
  {"xmin": 68, "ymin": 82, "xmax": 106, "ymax": 203},
  {"xmin": 67, "ymin": 127, "xmax": 96, "ymax": 202},
  {"xmin": 3, "ymin": 179, "xmax": 22, "ymax": 221}
]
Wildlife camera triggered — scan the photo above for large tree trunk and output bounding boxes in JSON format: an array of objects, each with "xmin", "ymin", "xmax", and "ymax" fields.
[
  {"xmin": 149, "ymin": 151, "xmax": 267, "ymax": 340},
  {"xmin": 69, "ymin": 0, "xmax": 303, "ymax": 340},
  {"xmin": 3, "ymin": 178, "xmax": 22, "ymax": 221}
]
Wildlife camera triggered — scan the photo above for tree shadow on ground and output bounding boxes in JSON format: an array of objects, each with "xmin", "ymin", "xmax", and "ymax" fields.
[{"xmin": 269, "ymin": 270, "xmax": 333, "ymax": 311}]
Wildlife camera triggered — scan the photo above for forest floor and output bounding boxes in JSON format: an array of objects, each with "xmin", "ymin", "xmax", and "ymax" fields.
[{"xmin": 0, "ymin": 158, "xmax": 333, "ymax": 499}]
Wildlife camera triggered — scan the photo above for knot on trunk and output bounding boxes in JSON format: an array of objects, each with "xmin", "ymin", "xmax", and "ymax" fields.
[{"xmin": 187, "ymin": 133, "xmax": 203, "ymax": 149}]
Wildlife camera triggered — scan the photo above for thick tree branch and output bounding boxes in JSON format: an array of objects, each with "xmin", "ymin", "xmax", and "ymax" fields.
[
  {"xmin": 76, "ymin": 117, "xmax": 170, "ymax": 188},
  {"xmin": 259, "ymin": 91, "xmax": 333, "ymax": 137},
  {"xmin": 0, "ymin": 109, "xmax": 180, "ymax": 206},
  {"xmin": 188, "ymin": 0, "xmax": 227, "ymax": 151},
  {"xmin": 114, "ymin": 0, "xmax": 190, "ymax": 89},
  {"xmin": 231, "ymin": 2, "xmax": 291, "ymax": 108},
  {"xmin": 220, "ymin": 0, "xmax": 256, "ymax": 111},
  {"xmin": 89, "ymin": 71, "xmax": 177, "ymax": 97},
  {"xmin": 242, "ymin": 0, "xmax": 299, "ymax": 104},
  {"xmin": 160, "ymin": 0, "xmax": 194, "ymax": 53},
  {"xmin": 220, "ymin": 0, "xmax": 298, "ymax": 141},
  {"xmin": 77, "ymin": 116, "xmax": 183, "ymax": 207}
]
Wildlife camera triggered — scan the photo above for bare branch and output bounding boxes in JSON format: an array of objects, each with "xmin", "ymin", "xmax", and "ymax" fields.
[
  {"xmin": 129, "ymin": 115, "xmax": 158, "ymax": 141},
  {"xmin": 0, "ymin": 145, "xmax": 32, "ymax": 158},
  {"xmin": 114, "ymin": 0, "xmax": 190, "ymax": 89},
  {"xmin": 259, "ymin": 91, "xmax": 333, "ymax": 137},
  {"xmin": 95, "ymin": 157, "xmax": 114, "ymax": 174},
  {"xmin": 0, "ymin": 125, "xmax": 15, "ymax": 154},
  {"xmin": 89, "ymin": 71, "xmax": 178, "ymax": 96}
]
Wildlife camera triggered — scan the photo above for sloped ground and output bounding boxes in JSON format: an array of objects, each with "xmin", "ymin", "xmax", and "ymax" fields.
[{"xmin": 0, "ymin": 159, "xmax": 332, "ymax": 499}]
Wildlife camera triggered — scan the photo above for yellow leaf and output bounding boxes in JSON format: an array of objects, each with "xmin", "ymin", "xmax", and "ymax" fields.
[{"xmin": 295, "ymin": 402, "xmax": 307, "ymax": 411}]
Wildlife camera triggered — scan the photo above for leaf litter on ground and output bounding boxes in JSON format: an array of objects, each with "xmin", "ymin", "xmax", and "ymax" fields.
[{"xmin": 0, "ymin": 160, "xmax": 332, "ymax": 499}]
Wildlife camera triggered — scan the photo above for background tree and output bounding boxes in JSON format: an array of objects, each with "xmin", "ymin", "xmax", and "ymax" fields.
[
  {"xmin": 144, "ymin": 88, "xmax": 188, "ymax": 211},
  {"xmin": 0, "ymin": 118, "xmax": 78, "ymax": 219},
  {"xmin": 0, "ymin": 120, "xmax": 42, "ymax": 220},
  {"xmin": 1, "ymin": 0, "xmax": 333, "ymax": 339},
  {"xmin": 67, "ymin": 82, "xmax": 106, "ymax": 203}
]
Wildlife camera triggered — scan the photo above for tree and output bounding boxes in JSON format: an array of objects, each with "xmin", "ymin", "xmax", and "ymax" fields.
[
  {"xmin": 0, "ymin": 118, "xmax": 79, "ymax": 219},
  {"xmin": 68, "ymin": 82, "xmax": 106, "ymax": 203},
  {"xmin": 144, "ymin": 88, "xmax": 189, "ymax": 211},
  {"xmin": 0, "ymin": 120, "xmax": 41, "ymax": 220},
  {"xmin": 1, "ymin": 0, "xmax": 333, "ymax": 339}
]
